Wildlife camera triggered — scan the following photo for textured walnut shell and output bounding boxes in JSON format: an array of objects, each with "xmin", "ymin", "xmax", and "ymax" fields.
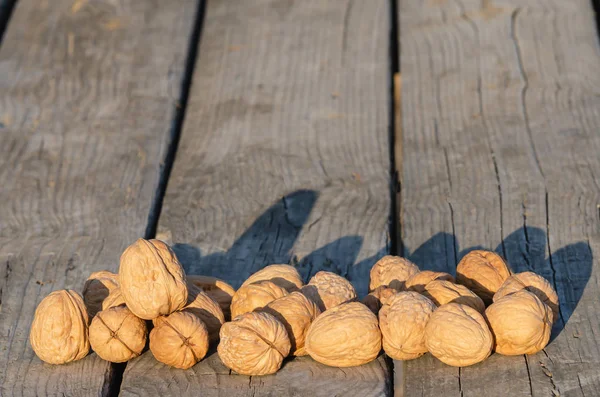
[
  {"xmin": 301, "ymin": 271, "xmax": 357, "ymax": 312},
  {"xmin": 379, "ymin": 292, "xmax": 437, "ymax": 360},
  {"xmin": 89, "ymin": 306, "xmax": 147, "ymax": 363},
  {"xmin": 119, "ymin": 238, "xmax": 188, "ymax": 320},
  {"xmin": 187, "ymin": 275, "xmax": 235, "ymax": 320},
  {"xmin": 260, "ymin": 291, "xmax": 321, "ymax": 356},
  {"xmin": 423, "ymin": 280, "xmax": 485, "ymax": 313},
  {"xmin": 425, "ymin": 303, "xmax": 493, "ymax": 367},
  {"xmin": 456, "ymin": 250, "xmax": 511, "ymax": 304},
  {"xmin": 101, "ymin": 287, "xmax": 126, "ymax": 311},
  {"xmin": 362, "ymin": 286, "xmax": 398, "ymax": 315},
  {"xmin": 30, "ymin": 290, "xmax": 90, "ymax": 364},
  {"xmin": 230, "ymin": 280, "xmax": 288, "ymax": 319},
  {"xmin": 180, "ymin": 282, "xmax": 225, "ymax": 343},
  {"xmin": 218, "ymin": 311, "xmax": 291, "ymax": 375},
  {"xmin": 486, "ymin": 290, "xmax": 552, "ymax": 355},
  {"xmin": 82, "ymin": 271, "xmax": 119, "ymax": 318},
  {"xmin": 494, "ymin": 272, "xmax": 559, "ymax": 323},
  {"xmin": 150, "ymin": 311, "xmax": 209, "ymax": 369},
  {"xmin": 241, "ymin": 264, "xmax": 304, "ymax": 292},
  {"xmin": 369, "ymin": 255, "xmax": 419, "ymax": 291},
  {"xmin": 405, "ymin": 271, "xmax": 455, "ymax": 293},
  {"xmin": 305, "ymin": 302, "xmax": 381, "ymax": 367}
]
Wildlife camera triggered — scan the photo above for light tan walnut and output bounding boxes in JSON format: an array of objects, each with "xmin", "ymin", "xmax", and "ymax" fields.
[
  {"xmin": 422, "ymin": 280, "xmax": 485, "ymax": 313},
  {"xmin": 30, "ymin": 290, "xmax": 90, "ymax": 364},
  {"xmin": 150, "ymin": 311, "xmax": 209, "ymax": 369},
  {"xmin": 230, "ymin": 280, "xmax": 288, "ymax": 318},
  {"xmin": 456, "ymin": 250, "xmax": 511, "ymax": 305},
  {"xmin": 405, "ymin": 271, "xmax": 455, "ymax": 293},
  {"xmin": 179, "ymin": 282, "xmax": 225, "ymax": 344},
  {"xmin": 425, "ymin": 303, "xmax": 493, "ymax": 367},
  {"xmin": 259, "ymin": 291, "xmax": 321, "ymax": 356},
  {"xmin": 301, "ymin": 271, "xmax": 357, "ymax": 312},
  {"xmin": 305, "ymin": 302, "xmax": 381, "ymax": 367},
  {"xmin": 187, "ymin": 275, "xmax": 235, "ymax": 320},
  {"xmin": 241, "ymin": 264, "xmax": 304, "ymax": 292},
  {"xmin": 101, "ymin": 287, "xmax": 126, "ymax": 311},
  {"xmin": 486, "ymin": 290, "xmax": 552, "ymax": 355},
  {"xmin": 494, "ymin": 272, "xmax": 559, "ymax": 324},
  {"xmin": 362, "ymin": 286, "xmax": 398, "ymax": 315},
  {"xmin": 89, "ymin": 305, "xmax": 147, "ymax": 363},
  {"xmin": 119, "ymin": 238, "xmax": 188, "ymax": 320},
  {"xmin": 218, "ymin": 311, "xmax": 291, "ymax": 375},
  {"xmin": 82, "ymin": 271, "xmax": 119, "ymax": 318},
  {"xmin": 379, "ymin": 292, "xmax": 437, "ymax": 360},
  {"xmin": 369, "ymin": 255, "xmax": 420, "ymax": 291}
]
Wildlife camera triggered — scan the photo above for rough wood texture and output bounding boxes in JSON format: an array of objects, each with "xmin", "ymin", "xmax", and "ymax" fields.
[
  {"xmin": 399, "ymin": 0, "xmax": 600, "ymax": 396},
  {"xmin": 0, "ymin": 0, "xmax": 197, "ymax": 395},
  {"xmin": 120, "ymin": 0, "xmax": 393, "ymax": 395}
]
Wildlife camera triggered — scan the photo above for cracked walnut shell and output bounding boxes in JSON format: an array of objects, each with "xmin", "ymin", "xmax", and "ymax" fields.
[
  {"xmin": 218, "ymin": 311, "xmax": 291, "ymax": 375},
  {"xmin": 180, "ymin": 282, "xmax": 225, "ymax": 343},
  {"xmin": 119, "ymin": 238, "xmax": 188, "ymax": 320},
  {"xmin": 101, "ymin": 287, "xmax": 126, "ymax": 311},
  {"xmin": 30, "ymin": 290, "xmax": 90, "ymax": 364},
  {"xmin": 369, "ymin": 255, "xmax": 419, "ymax": 291},
  {"xmin": 423, "ymin": 280, "xmax": 485, "ymax": 313},
  {"xmin": 301, "ymin": 271, "xmax": 357, "ymax": 312},
  {"xmin": 82, "ymin": 271, "xmax": 119, "ymax": 318},
  {"xmin": 241, "ymin": 264, "xmax": 304, "ymax": 292},
  {"xmin": 362, "ymin": 286, "xmax": 398, "ymax": 315},
  {"xmin": 425, "ymin": 303, "xmax": 493, "ymax": 367},
  {"xmin": 305, "ymin": 302, "xmax": 381, "ymax": 367},
  {"xmin": 187, "ymin": 275, "xmax": 235, "ymax": 320},
  {"xmin": 230, "ymin": 280, "xmax": 288, "ymax": 319},
  {"xmin": 456, "ymin": 250, "xmax": 511, "ymax": 305},
  {"xmin": 405, "ymin": 271, "xmax": 455, "ymax": 293}
]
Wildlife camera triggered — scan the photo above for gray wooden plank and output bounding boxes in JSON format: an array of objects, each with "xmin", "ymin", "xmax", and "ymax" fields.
[
  {"xmin": 120, "ymin": 0, "xmax": 393, "ymax": 395},
  {"xmin": 0, "ymin": 0, "xmax": 198, "ymax": 395},
  {"xmin": 399, "ymin": 0, "xmax": 600, "ymax": 396}
]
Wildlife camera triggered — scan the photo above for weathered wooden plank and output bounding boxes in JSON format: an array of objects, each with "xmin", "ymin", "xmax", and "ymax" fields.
[
  {"xmin": 120, "ymin": 0, "xmax": 393, "ymax": 395},
  {"xmin": 399, "ymin": 0, "xmax": 600, "ymax": 396},
  {"xmin": 0, "ymin": 0, "xmax": 198, "ymax": 395}
]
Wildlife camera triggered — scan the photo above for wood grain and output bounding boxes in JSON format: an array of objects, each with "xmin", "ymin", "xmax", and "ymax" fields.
[
  {"xmin": 120, "ymin": 0, "xmax": 393, "ymax": 395},
  {"xmin": 399, "ymin": 0, "xmax": 600, "ymax": 396},
  {"xmin": 0, "ymin": 0, "xmax": 197, "ymax": 395}
]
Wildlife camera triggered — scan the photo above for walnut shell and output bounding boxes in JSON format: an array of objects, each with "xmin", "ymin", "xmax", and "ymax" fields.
[
  {"xmin": 456, "ymin": 250, "xmax": 511, "ymax": 304},
  {"xmin": 150, "ymin": 311, "xmax": 209, "ymax": 369},
  {"xmin": 369, "ymin": 255, "xmax": 419, "ymax": 291},
  {"xmin": 30, "ymin": 290, "xmax": 90, "ymax": 364},
  {"xmin": 422, "ymin": 280, "xmax": 485, "ymax": 313},
  {"xmin": 494, "ymin": 272, "xmax": 559, "ymax": 323},
  {"xmin": 82, "ymin": 271, "xmax": 119, "ymax": 318},
  {"xmin": 379, "ymin": 292, "xmax": 437, "ymax": 360},
  {"xmin": 486, "ymin": 290, "xmax": 552, "ymax": 355},
  {"xmin": 241, "ymin": 264, "xmax": 304, "ymax": 292},
  {"xmin": 230, "ymin": 280, "xmax": 288, "ymax": 318},
  {"xmin": 425, "ymin": 303, "xmax": 493, "ymax": 367},
  {"xmin": 259, "ymin": 291, "xmax": 321, "ymax": 356},
  {"xmin": 187, "ymin": 275, "xmax": 235, "ymax": 320},
  {"xmin": 218, "ymin": 311, "xmax": 291, "ymax": 375},
  {"xmin": 405, "ymin": 271, "xmax": 455, "ymax": 293},
  {"xmin": 362, "ymin": 286, "xmax": 398, "ymax": 315},
  {"xmin": 101, "ymin": 287, "xmax": 126, "ymax": 311},
  {"xmin": 301, "ymin": 271, "xmax": 357, "ymax": 312},
  {"xmin": 179, "ymin": 282, "xmax": 225, "ymax": 344},
  {"xmin": 305, "ymin": 302, "xmax": 381, "ymax": 367},
  {"xmin": 89, "ymin": 306, "xmax": 147, "ymax": 363},
  {"xmin": 119, "ymin": 238, "xmax": 188, "ymax": 320}
]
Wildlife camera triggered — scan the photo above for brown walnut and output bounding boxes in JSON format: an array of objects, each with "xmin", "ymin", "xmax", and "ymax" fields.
[
  {"xmin": 422, "ymin": 280, "xmax": 485, "ymax": 313},
  {"xmin": 369, "ymin": 255, "xmax": 419, "ymax": 291},
  {"xmin": 187, "ymin": 275, "xmax": 235, "ymax": 320},
  {"xmin": 101, "ymin": 287, "xmax": 126, "ymax": 311},
  {"xmin": 301, "ymin": 271, "xmax": 357, "ymax": 312},
  {"xmin": 456, "ymin": 250, "xmax": 511, "ymax": 304},
  {"xmin": 405, "ymin": 270, "xmax": 455, "ymax": 293},
  {"xmin": 82, "ymin": 270, "xmax": 119, "ymax": 318},
  {"xmin": 230, "ymin": 280, "xmax": 288, "ymax": 319},
  {"xmin": 179, "ymin": 282, "xmax": 225, "ymax": 344},
  {"xmin": 241, "ymin": 264, "xmax": 304, "ymax": 292},
  {"xmin": 362, "ymin": 286, "xmax": 398, "ymax": 315}
]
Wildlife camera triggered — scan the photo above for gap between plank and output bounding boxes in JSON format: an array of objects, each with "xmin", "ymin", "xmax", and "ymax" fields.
[{"xmin": 0, "ymin": 0, "xmax": 17, "ymax": 45}]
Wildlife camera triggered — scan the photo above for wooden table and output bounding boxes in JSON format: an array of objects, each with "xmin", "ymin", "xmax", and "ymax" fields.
[{"xmin": 0, "ymin": 0, "xmax": 598, "ymax": 396}]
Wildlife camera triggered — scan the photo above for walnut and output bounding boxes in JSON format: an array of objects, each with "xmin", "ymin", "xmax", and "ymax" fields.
[
  {"xmin": 369, "ymin": 255, "xmax": 419, "ymax": 291},
  {"xmin": 422, "ymin": 280, "xmax": 485, "ymax": 313},
  {"xmin": 379, "ymin": 292, "xmax": 437, "ymax": 360},
  {"xmin": 187, "ymin": 275, "xmax": 235, "ymax": 320},
  {"xmin": 486, "ymin": 290, "xmax": 552, "ymax": 355},
  {"xmin": 241, "ymin": 264, "xmax": 304, "ymax": 292},
  {"xmin": 362, "ymin": 286, "xmax": 398, "ymax": 315},
  {"xmin": 101, "ymin": 287, "xmax": 126, "ymax": 311},
  {"xmin": 259, "ymin": 291, "xmax": 321, "ymax": 356},
  {"xmin": 425, "ymin": 303, "xmax": 493, "ymax": 367},
  {"xmin": 456, "ymin": 250, "xmax": 511, "ymax": 304},
  {"xmin": 30, "ymin": 290, "xmax": 90, "ymax": 364},
  {"xmin": 119, "ymin": 238, "xmax": 188, "ymax": 320},
  {"xmin": 494, "ymin": 272, "xmax": 559, "ymax": 323},
  {"xmin": 230, "ymin": 280, "xmax": 288, "ymax": 318},
  {"xmin": 150, "ymin": 311, "xmax": 209, "ymax": 369},
  {"xmin": 89, "ymin": 305, "xmax": 147, "ymax": 363},
  {"xmin": 179, "ymin": 282, "xmax": 225, "ymax": 343},
  {"xmin": 305, "ymin": 302, "xmax": 381, "ymax": 367},
  {"xmin": 301, "ymin": 271, "xmax": 357, "ymax": 312},
  {"xmin": 82, "ymin": 271, "xmax": 119, "ymax": 318},
  {"xmin": 405, "ymin": 270, "xmax": 455, "ymax": 293},
  {"xmin": 218, "ymin": 311, "xmax": 291, "ymax": 375}
]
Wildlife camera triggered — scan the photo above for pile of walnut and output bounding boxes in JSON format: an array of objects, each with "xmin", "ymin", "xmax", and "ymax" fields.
[{"xmin": 30, "ymin": 240, "xmax": 558, "ymax": 374}]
